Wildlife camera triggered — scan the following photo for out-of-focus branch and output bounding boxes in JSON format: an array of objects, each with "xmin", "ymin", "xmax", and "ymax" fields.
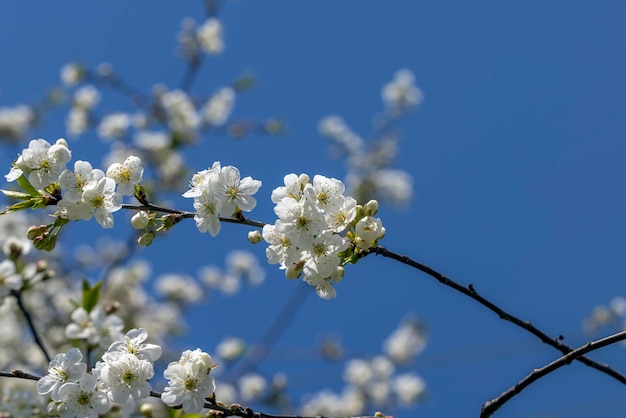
[
  {"xmin": 481, "ymin": 330, "xmax": 626, "ymax": 417},
  {"xmin": 366, "ymin": 246, "xmax": 626, "ymax": 386},
  {"xmin": 11, "ymin": 291, "xmax": 51, "ymax": 363}
]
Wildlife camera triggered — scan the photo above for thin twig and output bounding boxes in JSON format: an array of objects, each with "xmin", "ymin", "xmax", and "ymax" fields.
[
  {"xmin": 367, "ymin": 246, "xmax": 626, "ymax": 386},
  {"xmin": 120, "ymin": 203, "xmax": 267, "ymax": 228},
  {"xmin": 480, "ymin": 330, "xmax": 626, "ymax": 417},
  {"xmin": 11, "ymin": 291, "xmax": 51, "ymax": 363}
]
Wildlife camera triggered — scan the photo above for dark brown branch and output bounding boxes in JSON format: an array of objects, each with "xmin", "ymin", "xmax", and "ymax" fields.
[
  {"xmin": 0, "ymin": 369, "xmax": 41, "ymax": 381},
  {"xmin": 480, "ymin": 330, "xmax": 626, "ymax": 417},
  {"xmin": 120, "ymin": 203, "xmax": 267, "ymax": 228},
  {"xmin": 11, "ymin": 291, "xmax": 51, "ymax": 363},
  {"xmin": 367, "ymin": 246, "xmax": 626, "ymax": 386}
]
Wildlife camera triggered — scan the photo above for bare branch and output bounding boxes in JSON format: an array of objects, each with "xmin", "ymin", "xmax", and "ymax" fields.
[
  {"xmin": 481, "ymin": 330, "xmax": 626, "ymax": 417},
  {"xmin": 366, "ymin": 246, "xmax": 626, "ymax": 386},
  {"xmin": 11, "ymin": 291, "xmax": 51, "ymax": 363}
]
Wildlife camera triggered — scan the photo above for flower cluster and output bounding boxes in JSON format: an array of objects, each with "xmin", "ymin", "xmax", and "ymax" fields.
[
  {"xmin": 5, "ymin": 138, "xmax": 144, "ymax": 230},
  {"xmin": 301, "ymin": 318, "xmax": 426, "ymax": 415},
  {"xmin": 37, "ymin": 329, "xmax": 216, "ymax": 415},
  {"xmin": 162, "ymin": 348, "xmax": 217, "ymax": 412},
  {"xmin": 263, "ymin": 174, "xmax": 385, "ymax": 299},
  {"xmin": 0, "ymin": 104, "xmax": 33, "ymax": 142},
  {"xmin": 318, "ymin": 70, "xmax": 420, "ymax": 207},
  {"xmin": 183, "ymin": 162, "xmax": 262, "ymax": 236}
]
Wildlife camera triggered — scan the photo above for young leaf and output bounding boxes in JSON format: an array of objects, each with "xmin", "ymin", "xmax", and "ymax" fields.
[{"xmin": 81, "ymin": 279, "xmax": 102, "ymax": 313}]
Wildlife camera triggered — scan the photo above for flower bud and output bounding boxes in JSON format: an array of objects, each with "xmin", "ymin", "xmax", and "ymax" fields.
[
  {"xmin": 139, "ymin": 402, "xmax": 154, "ymax": 417},
  {"xmin": 285, "ymin": 261, "xmax": 304, "ymax": 279},
  {"xmin": 138, "ymin": 230, "xmax": 156, "ymax": 246},
  {"xmin": 55, "ymin": 138, "xmax": 69, "ymax": 148},
  {"xmin": 27, "ymin": 225, "xmax": 48, "ymax": 240},
  {"xmin": 355, "ymin": 216, "xmax": 386, "ymax": 250},
  {"xmin": 298, "ymin": 173, "xmax": 310, "ymax": 187},
  {"xmin": 363, "ymin": 199, "xmax": 379, "ymax": 216},
  {"xmin": 32, "ymin": 232, "xmax": 56, "ymax": 251},
  {"xmin": 247, "ymin": 230, "xmax": 262, "ymax": 244},
  {"xmin": 131, "ymin": 211, "xmax": 150, "ymax": 229}
]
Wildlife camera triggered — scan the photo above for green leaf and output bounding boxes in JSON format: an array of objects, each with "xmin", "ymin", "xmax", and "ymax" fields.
[
  {"xmin": 0, "ymin": 199, "xmax": 38, "ymax": 215},
  {"xmin": 16, "ymin": 174, "xmax": 41, "ymax": 198},
  {"xmin": 81, "ymin": 279, "xmax": 102, "ymax": 313},
  {"xmin": 0, "ymin": 189, "xmax": 32, "ymax": 200}
]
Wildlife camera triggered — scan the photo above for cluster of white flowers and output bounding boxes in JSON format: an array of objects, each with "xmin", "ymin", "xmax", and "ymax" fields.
[
  {"xmin": 97, "ymin": 112, "xmax": 131, "ymax": 140},
  {"xmin": 183, "ymin": 162, "xmax": 262, "ymax": 236},
  {"xmin": 5, "ymin": 138, "xmax": 144, "ymax": 229},
  {"xmin": 318, "ymin": 70, "xmax": 420, "ymax": 207},
  {"xmin": 383, "ymin": 317, "xmax": 427, "ymax": 364},
  {"xmin": 159, "ymin": 89, "xmax": 201, "ymax": 139},
  {"xmin": 64, "ymin": 306, "xmax": 124, "ymax": 347},
  {"xmin": 60, "ymin": 63, "xmax": 86, "ymax": 87},
  {"xmin": 178, "ymin": 17, "xmax": 225, "ymax": 59},
  {"xmin": 582, "ymin": 296, "xmax": 626, "ymax": 334},
  {"xmin": 204, "ymin": 86, "xmax": 236, "ymax": 126},
  {"xmin": 197, "ymin": 18, "xmax": 224, "ymax": 55},
  {"xmin": 0, "ymin": 105, "xmax": 33, "ymax": 141},
  {"xmin": 162, "ymin": 348, "xmax": 217, "ymax": 412},
  {"xmin": 36, "ymin": 329, "xmax": 216, "ymax": 415},
  {"xmin": 66, "ymin": 84, "xmax": 101, "ymax": 136},
  {"xmin": 263, "ymin": 174, "xmax": 384, "ymax": 299},
  {"xmin": 200, "ymin": 249, "xmax": 266, "ymax": 295},
  {"xmin": 381, "ymin": 69, "xmax": 423, "ymax": 115}
]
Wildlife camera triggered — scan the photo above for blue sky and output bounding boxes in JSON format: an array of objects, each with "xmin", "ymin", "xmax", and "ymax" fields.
[{"xmin": 2, "ymin": 1, "xmax": 626, "ymax": 417}]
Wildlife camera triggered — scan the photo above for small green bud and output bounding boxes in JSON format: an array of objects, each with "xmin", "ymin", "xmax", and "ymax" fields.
[
  {"xmin": 27, "ymin": 225, "xmax": 48, "ymax": 240},
  {"xmin": 138, "ymin": 230, "xmax": 156, "ymax": 246}
]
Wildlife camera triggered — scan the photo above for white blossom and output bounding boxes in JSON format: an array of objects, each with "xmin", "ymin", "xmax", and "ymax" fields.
[
  {"xmin": 161, "ymin": 349, "xmax": 216, "ymax": 413},
  {"xmin": 203, "ymin": 87, "xmax": 235, "ymax": 126},
  {"xmin": 8, "ymin": 138, "xmax": 71, "ymax": 189},
  {"xmin": 104, "ymin": 328, "xmax": 162, "ymax": 364},
  {"xmin": 36, "ymin": 348, "xmax": 86, "ymax": 400},
  {"xmin": 73, "ymin": 85, "xmax": 100, "ymax": 110},
  {"xmin": 381, "ymin": 69, "xmax": 423, "ymax": 114},
  {"xmin": 0, "ymin": 260, "xmax": 23, "ymax": 299},
  {"xmin": 393, "ymin": 373, "xmax": 426, "ymax": 405},
  {"xmin": 106, "ymin": 155, "xmax": 144, "ymax": 197},
  {"xmin": 56, "ymin": 373, "xmax": 111, "ymax": 418},
  {"xmin": 0, "ymin": 105, "xmax": 33, "ymax": 140},
  {"xmin": 99, "ymin": 353, "xmax": 154, "ymax": 403},
  {"xmin": 58, "ymin": 160, "xmax": 104, "ymax": 203},
  {"xmin": 197, "ymin": 18, "xmax": 224, "ymax": 55},
  {"xmin": 98, "ymin": 112, "xmax": 131, "ymax": 139},
  {"xmin": 76, "ymin": 176, "xmax": 122, "ymax": 228}
]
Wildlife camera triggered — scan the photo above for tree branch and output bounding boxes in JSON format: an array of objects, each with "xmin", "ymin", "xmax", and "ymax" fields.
[
  {"xmin": 11, "ymin": 291, "xmax": 51, "ymax": 363},
  {"xmin": 0, "ymin": 370, "xmax": 388, "ymax": 418},
  {"xmin": 367, "ymin": 246, "xmax": 626, "ymax": 386},
  {"xmin": 120, "ymin": 203, "xmax": 267, "ymax": 228},
  {"xmin": 480, "ymin": 330, "xmax": 626, "ymax": 417}
]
